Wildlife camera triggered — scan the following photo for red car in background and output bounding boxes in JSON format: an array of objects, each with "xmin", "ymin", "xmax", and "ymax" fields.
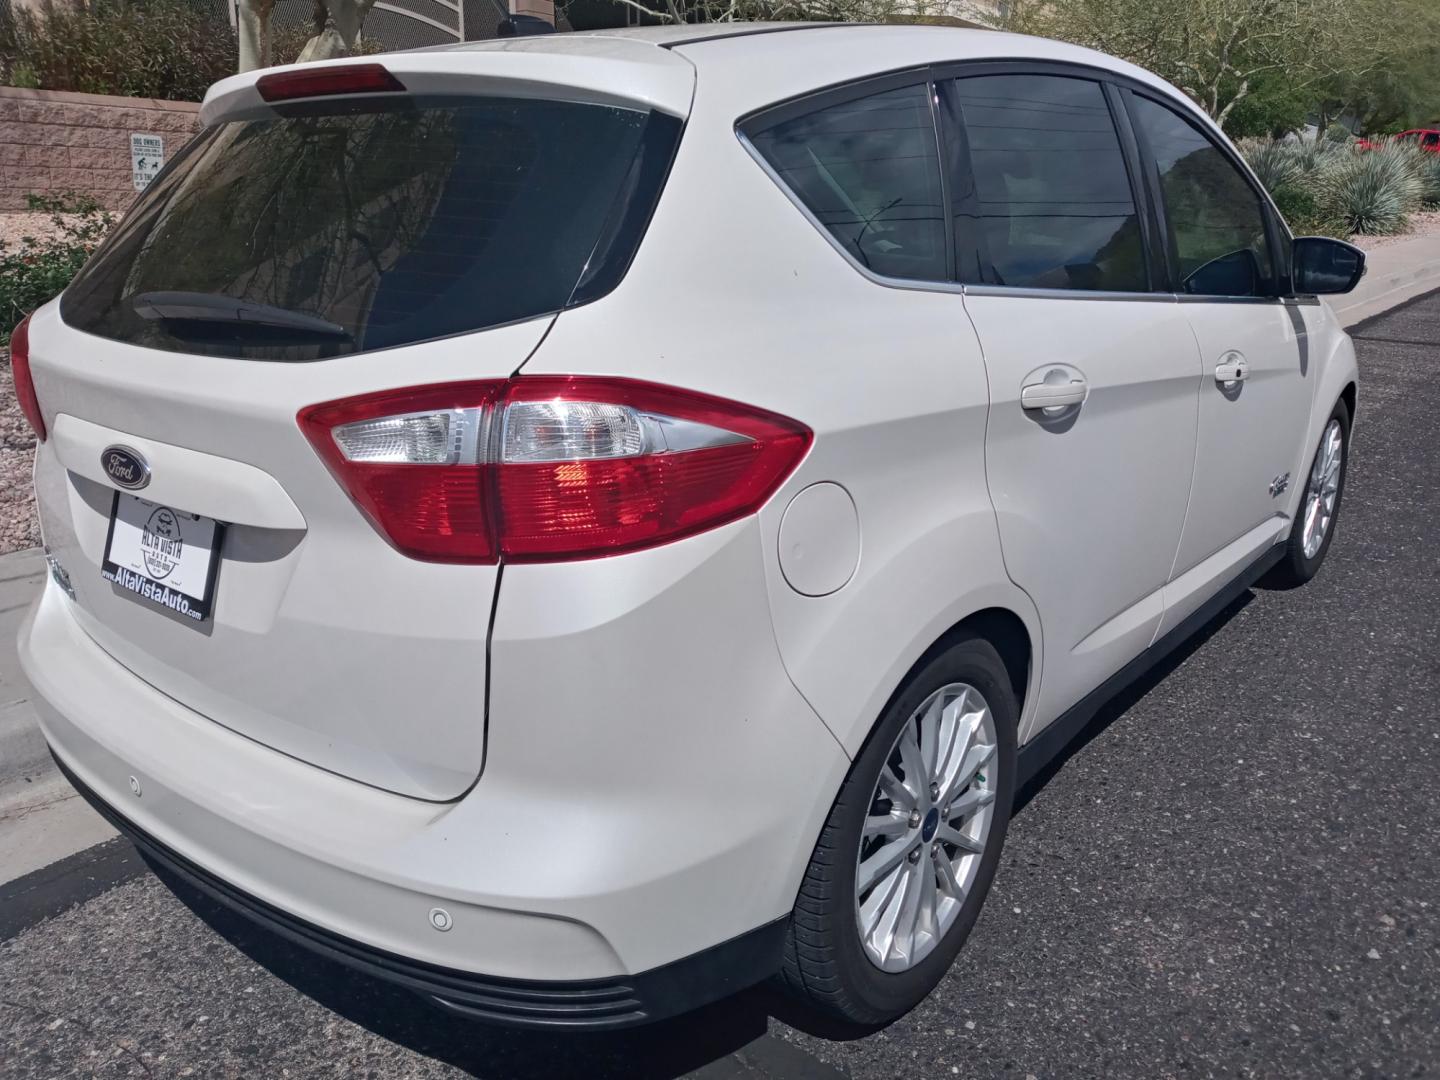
[{"xmin": 1359, "ymin": 128, "xmax": 1440, "ymax": 151}]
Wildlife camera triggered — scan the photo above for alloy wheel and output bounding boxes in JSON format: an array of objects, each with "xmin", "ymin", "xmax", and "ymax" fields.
[
  {"xmin": 855, "ymin": 682, "xmax": 999, "ymax": 972},
  {"xmin": 1302, "ymin": 419, "xmax": 1344, "ymax": 560}
]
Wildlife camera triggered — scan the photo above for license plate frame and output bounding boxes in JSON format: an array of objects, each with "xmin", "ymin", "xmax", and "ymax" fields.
[{"xmin": 101, "ymin": 492, "xmax": 225, "ymax": 623}]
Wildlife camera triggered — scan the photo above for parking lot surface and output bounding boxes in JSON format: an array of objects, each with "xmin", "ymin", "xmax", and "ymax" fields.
[{"xmin": 2, "ymin": 293, "xmax": 1437, "ymax": 1079}]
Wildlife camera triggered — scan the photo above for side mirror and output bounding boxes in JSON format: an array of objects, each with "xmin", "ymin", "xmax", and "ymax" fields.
[{"xmin": 1292, "ymin": 237, "xmax": 1366, "ymax": 295}]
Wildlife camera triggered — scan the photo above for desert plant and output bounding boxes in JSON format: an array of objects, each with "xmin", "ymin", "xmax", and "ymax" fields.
[
  {"xmin": 0, "ymin": 0, "xmax": 234, "ymax": 101},
  {"xmin": 1241, "ymin": 137, "xmax": 1302, "ymax": 193},
  {"xmin": 0, "ymin": 196, "xmax": 115, "ymax": 345},
  {"xmin": 1416, "ymin": 153, "xmax": 1440, "ymax": 208},
  {"xmin": 1318, "ymin": 143, "xmax": 1425, "ymax": 234}
]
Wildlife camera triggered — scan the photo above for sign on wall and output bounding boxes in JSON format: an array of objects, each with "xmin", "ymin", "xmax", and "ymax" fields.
[{"xmin": 130, "ymin": 133, "xmax": 164, "ymax": 191}]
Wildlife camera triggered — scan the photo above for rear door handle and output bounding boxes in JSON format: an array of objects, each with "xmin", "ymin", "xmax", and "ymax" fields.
[
  {"xmin": 1020, "ymin": 377, "xmax": 1088, "ymax": 412},
  {"xmin": 1215, "ymin": 352, "xmax": 1249, "ymax": 386}
]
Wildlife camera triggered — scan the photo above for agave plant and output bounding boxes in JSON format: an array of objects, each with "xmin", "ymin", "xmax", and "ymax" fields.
[
  {"xmin": 1418, "ymin": 153, "xmax": 1440, "ymax": 208},
  {"xmin": 1319, "ymin": 144, "xmax": 1425, "ymax": 235},
  {"xmin": 1241, "ymin": 138, "xmax": 1301, "ymax": 194}
]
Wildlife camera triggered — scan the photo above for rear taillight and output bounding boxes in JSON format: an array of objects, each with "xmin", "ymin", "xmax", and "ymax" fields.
[
  {"xmin": 8, "ymin": 314, "xmax": 45, "ymax": 443},
  {"xmin": 256, "ymin": 63, "xmax": 406, "ymax": 103},
  {"xmin": 299, "ymin": 377, "xmax": 812, "ymax": 564}
]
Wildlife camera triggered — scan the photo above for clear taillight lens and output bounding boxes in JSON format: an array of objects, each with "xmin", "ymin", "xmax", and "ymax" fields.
[
  {"xmin": 9, "ymin": 314, "xmax": 45, "ymax": 443},
  {"xmin": 298, "ymin": 377, "xmax": 812, "ymax": 564}
]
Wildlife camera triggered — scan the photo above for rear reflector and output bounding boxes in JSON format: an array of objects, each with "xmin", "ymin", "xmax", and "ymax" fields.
[
  {"xmin": 256, "ymin": 63, "xmax": 406, "ymax": 103},
  {"xmin": 299, "ymin": 377, "xmax": 812, "ymax": 564},
  {"xmin": 8, "ymin": 314, "xmax": 45, "ymax": 442}
]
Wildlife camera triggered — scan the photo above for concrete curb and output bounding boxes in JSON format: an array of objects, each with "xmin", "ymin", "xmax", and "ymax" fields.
[{"xmin": 1330, "ymin": 232, "xmax": 1440, "ymax": 328}]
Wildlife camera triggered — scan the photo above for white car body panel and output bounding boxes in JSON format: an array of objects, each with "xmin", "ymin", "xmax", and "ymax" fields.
[
  {"xmin": 1170, "ymin": 301, "xmax": 1314, "ymax": 579},
  {"xmin": 26, "ymin": 302, "xmax": 555, "ymax": 800},
  {"xmin": 963, "ymin": 294, "xmax": 1201, "ymax": 738}
]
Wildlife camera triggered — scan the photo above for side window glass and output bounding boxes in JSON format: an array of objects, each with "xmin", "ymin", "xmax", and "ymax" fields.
[
  {"xmin": 747, "ymin": 84, "xmax": 947, "ymax": 281},
  {"xmin": 947, "ymin": 74, "xmax": 1147, "ymax": 292},
  {"xmin": 1425, "ymin": 133, "xmax": 1440, "ymax": 149},
  {"xmin": 1129, "ymin": 95, "xmax": 1274, "ymax": 298}
]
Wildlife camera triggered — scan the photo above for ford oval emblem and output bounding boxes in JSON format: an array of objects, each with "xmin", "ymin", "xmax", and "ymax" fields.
[{"xmin": 101, "ymin": 445, "xmax": 150, "ymax": 491}]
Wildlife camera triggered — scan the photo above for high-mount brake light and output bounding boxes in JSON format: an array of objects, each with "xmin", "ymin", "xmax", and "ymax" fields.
[
  {"xmin": 9, "ymin": 314, "xmax": 45, "ymax": 442},
  {"xmin": 298, "ymin": 377, "xmax": 812, "ymax": 564},
  {"xmin": 256, "ymin": 64, "xmax": 406, "ymax": 103}
]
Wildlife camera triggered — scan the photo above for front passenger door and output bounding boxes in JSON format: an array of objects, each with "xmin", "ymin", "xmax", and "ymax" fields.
[{"xmin": 1125, "ymin": 93, "xmax": 1313, "ymax": 614}]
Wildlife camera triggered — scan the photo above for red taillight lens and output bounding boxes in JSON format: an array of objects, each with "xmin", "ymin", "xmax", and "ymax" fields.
[
  {"xmin": 298, "ymin": 381, "xmax": 505, "ymax": 563},
  {"xmin": 256, "ymin": 63, "xmax": 406, "ymax": 103},
  {"xmin": 298, "ymin": 377, "xmax": 812, "ymax": 564},
  {"xmin": 496, "ymin": 378, "xmax": 812, "ymax": 561},
  {"xmin": 9, "ymin": 314, "xmax": 45, "ymax": 443}
]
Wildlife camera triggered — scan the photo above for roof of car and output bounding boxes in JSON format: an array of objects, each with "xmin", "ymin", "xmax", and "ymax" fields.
[{"xmin": 204, "ymin": 23, "xmax": 1197, "ymax": 136}]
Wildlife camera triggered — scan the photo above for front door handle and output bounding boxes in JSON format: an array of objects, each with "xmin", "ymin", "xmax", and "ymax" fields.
[
  {"xmin": 1020, "ymin": 376, "xmax": 1088, "ymax": 412},
  {"xmin": 1215, "ymin": 352, "xmax": 1249, "ymax": 386}
]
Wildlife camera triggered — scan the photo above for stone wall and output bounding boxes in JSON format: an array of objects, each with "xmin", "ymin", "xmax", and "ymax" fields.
[{"xmin": 0, "ymin": 87, "xmax": 201, "ymax": 212}]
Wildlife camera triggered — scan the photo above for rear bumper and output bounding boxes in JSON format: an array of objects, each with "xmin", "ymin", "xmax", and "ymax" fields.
[
  {"xmin": 54, "ymin": 750, "xmax": 785, "ymax": 1029},
  {"xmin": 20, "ymin": 518, "xmax": 847, "ymax": 1022}
]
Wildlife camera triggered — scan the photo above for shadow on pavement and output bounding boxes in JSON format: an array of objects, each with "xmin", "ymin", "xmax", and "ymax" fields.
[{"xmin": 1014, "ymin": 590, "xmax": 1254, "ymax": 816}]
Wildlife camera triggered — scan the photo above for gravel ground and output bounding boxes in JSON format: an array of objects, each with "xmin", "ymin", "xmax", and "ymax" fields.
[
  {"xmin": 0, "ymin": 351, "xmax": 42, "ymax": 555},
  {"xmin": 0, "ymin": 293, "xmax": 1436, "ymax": 1077},
  {"xmin": 1350, "ymin": 209, "xmax": 1440, "ymax": 251},
  {"xmin": 0, "ymin": 212, "xmax": 72, "ymax": 249}
]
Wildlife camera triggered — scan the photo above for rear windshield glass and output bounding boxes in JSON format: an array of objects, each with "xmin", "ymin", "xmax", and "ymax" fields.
[{"xmin": 61, "ymin": 96, "xmax": 674, "ymax": 361}]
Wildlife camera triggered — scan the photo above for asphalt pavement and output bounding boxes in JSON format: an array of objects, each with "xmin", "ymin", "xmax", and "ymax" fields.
[{"xmin": 2, "ymin": 292, "xmax": 1437, "ymax": 1078}]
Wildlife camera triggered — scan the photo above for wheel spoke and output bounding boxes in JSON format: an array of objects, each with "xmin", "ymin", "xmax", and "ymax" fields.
[
  {"xmin": 896, "ymin": 723, "xmax": 926, "ymax": 799},
  {"xmin": 945, "ymin": 785, "xmax": 996, "ymax": 821},
  {"xmin": 857, "ymin": 834, "xmax": 916, "ymax": 896},
  {"xmin": 938, "ymin": 714, "xmax": 987, "ymax": 805},
  {"xmin": 863, "ymin": 808, "xmax": 909, "ymax": 842},
  {"xmin": 934, "ymin": 849, "xmax": 966, "ymax": 901},
  {"xmin": 858, "ymin": 856, "xmax": 908, "ymax": 950},
  {"xmin": 936, "ymin": 822, "xmax": 985, "ymax": 854},
  {"xmin": 919, "ymin": 691, "xmax": 946, "ymax": 778},
  {"xmin": 892, "ymin": 859, "xmax": 927, "ymax": 964},
  {"xmin": 876, "ymin": 762, "xmax": 917, "ymax": 811}
]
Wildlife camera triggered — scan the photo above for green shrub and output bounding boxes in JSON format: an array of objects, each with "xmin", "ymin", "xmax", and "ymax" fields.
[
  {"xmin": 0, "ymin": 0, "xmax": 235, "ymax": 102},
  {"xmin": 0, "ymin": 195, "xmax": 114, "ymax": 345},
  {"xmin": 1318, "ymin": 144, "xmax": 1425, "ymax": 235}
]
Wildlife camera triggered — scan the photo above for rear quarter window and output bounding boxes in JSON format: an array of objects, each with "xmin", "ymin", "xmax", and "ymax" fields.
[
  {"xmin": 61, "ymin": 96, "xmax": 678, "ymax": 361},
  {"xmin": 744, "ymin": 83, "xmax": 948, "ymax": 282}
]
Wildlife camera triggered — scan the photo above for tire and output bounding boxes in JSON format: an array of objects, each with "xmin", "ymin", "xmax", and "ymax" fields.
[
  {"xmin": 1262, "ymin": 397, "xmax": 1350, "ymax": 590},
  {"xmin": 779, "ymin": 634, "xmax": 1018, "ymax": 1028}
]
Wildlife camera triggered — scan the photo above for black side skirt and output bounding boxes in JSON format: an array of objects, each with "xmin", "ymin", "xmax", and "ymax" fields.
[{"xmin": 1017, "ymin": 541, "xmax": 1285, "ymax": 788}]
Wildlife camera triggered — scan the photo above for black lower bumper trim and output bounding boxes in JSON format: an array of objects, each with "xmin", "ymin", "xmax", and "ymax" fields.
[{"xmin": 52, "ymin": 750, "xmax": 788, "ymax": 1030}]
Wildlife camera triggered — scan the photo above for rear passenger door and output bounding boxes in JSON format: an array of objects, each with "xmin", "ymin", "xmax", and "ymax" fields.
[
  {"xmin": 939, "ymin": 69, "xmax": 1204, "ymax": 737},
  {"xmin": 1124, "ymin": 90, "xmax": 1312, "ymax": 620}
]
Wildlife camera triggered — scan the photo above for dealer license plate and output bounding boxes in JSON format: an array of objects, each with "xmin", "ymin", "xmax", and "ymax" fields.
[{"xmin": 101, "ymin": 493, "xmax": 223, "ymax": 623}]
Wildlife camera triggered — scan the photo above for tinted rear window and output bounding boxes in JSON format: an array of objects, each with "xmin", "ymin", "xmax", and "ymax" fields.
[{"xmin": 61, "ymin": 96, "xmax": 676, "ymax": 361}]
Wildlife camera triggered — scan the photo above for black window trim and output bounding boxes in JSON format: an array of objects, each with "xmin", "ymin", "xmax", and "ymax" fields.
[{"xmin": 738, "ymin": 56, "xmax": 1309, "ymax": 303}]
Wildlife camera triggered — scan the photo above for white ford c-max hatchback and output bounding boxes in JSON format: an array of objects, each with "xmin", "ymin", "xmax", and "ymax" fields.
[{"xmin": 15, "ymin": 23, "xmax": 1362, "ymax": 1029}]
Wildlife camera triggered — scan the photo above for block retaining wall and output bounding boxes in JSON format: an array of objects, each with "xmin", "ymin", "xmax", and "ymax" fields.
[{"xmin": 0, "ymin": 86, "xmax": 201, "ymax": 212}]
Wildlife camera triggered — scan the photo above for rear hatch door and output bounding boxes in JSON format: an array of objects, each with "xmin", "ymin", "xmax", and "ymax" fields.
[{"xmin": 27, "ymin": 54, "xmax": 689, "ymax": 799}]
